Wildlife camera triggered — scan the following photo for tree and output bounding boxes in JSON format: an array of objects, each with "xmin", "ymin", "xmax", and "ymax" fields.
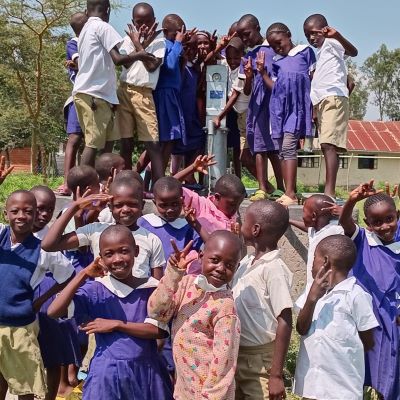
[
  {"xmin": 362, "ymin": 44, "xmax": 400, "ymax": 121},
  {"xmin": 347, "ymin": 60, "xmax": 368, "ymax": 120}
]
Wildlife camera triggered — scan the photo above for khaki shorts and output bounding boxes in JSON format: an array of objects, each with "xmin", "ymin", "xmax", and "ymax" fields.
[
  {"xmin": 74, "ymin": 93, "xmax": 119, "ymax": 149},
  {"xmin": 114, "ymin": 83, "xmax": 159, "ymax": 142},
  {"xmin": 316, "ymin": 95, "xmax": 349, "ymax": 151},
  {"xmin": 0, "ymin": 321, "xmax": 46, "ymax": 397},
  {"xmin": 235, "ymin": 342, "xmax": 275, "ymax": 400},
  {"xmin": 237, "ymin": 110, "xmax": 249, "ymax": 150}
]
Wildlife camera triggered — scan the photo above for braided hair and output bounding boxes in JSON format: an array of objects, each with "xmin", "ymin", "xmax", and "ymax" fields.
[
  {"xmin": 363, "ymin": 192, "xmax": 396, "ymax": 217},
  {"xmin": 266, "ymin": 22, "xmax": 291, "ymax": 38}
]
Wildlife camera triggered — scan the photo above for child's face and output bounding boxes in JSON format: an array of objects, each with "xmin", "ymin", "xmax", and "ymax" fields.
[
  {"xmin": 184, "ymin": 37, "xmax": 198, "ymax": 62},
  {"xmin": 196, "ymin": 34, "xmax": 211, "ymax": 60},
  {"xmin": 133, "ymin": 8, "xmax": 155, "ymax": 31},
  {"xmin": 5, "ymin": 193, "xmax": 36, "ymax": 236},
  {"xmin": 33, "ymin": 192, "xmax": 55, "ymax": 231},
  {"xmin": 164, "ymin": 20, "xmax": 185, "ymax": 41},
  {"xmin": 364, "ymin": 201, "xmax": 399, "ymax": 244},
  {"xmin": 267, "ymin": 32, "xmax": 292, "ymax": 56},
  {"xmin": 236, "ymin": 23, "xmax": 260, "ymax": 48},
  {"xmin": 100, "ymin": 234, "xmax": 139, "ymax": 280},
  {"xmin": 213, "ymin": 192, "xmax": 245, "ymax": 218},
  {"xmin": 226, "ymin": 47, "xmax": 242, "ymax": 71},
  {"xmin": 110, "ymin": 186, "xmax": 143, "ymax": 228},
  {"xmin": 200, "ymin": 237, "xmax": 240, "ymax": 287},
  {"xmin": 303, "ymin": 21, "xmax": 325, "ymax": 49},
  {"xmin": 153, "ymin": 189, "xmax": 183, "ymax": 222},
  {"xmin": 240, "ymin": 209, "xmax": 256, "ymax": 244}
]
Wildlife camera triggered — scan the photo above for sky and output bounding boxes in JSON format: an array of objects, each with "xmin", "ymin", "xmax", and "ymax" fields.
[{"xmin": 106, "ymin": 0, "xmax": 400, "ymax": 119}]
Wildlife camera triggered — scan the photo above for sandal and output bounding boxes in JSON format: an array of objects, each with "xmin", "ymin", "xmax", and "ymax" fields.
[
  {"xmin": 276, "ymin": 194, "xmax": 298, "ymax": 207},
  {"xmin": 55, "ymin": 184, "xmax": 72, "ymax": 197},
  {"xmin": 249, "ymin": 189, "xmax": 269, "ymax": 202},
  {"xmin": 267, "ymin": 189, "xmax": 285, "ymax": 201}
]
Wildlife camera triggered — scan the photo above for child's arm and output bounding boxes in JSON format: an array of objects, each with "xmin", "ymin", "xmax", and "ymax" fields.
[
  {"xmin": 48, "ymin": 257, "xmax": 105, "ymax": 318},
  {"xmin": 358, "ymin": 329, "xmax": 375, "ymax": 352},
  {"xmin": 41, "ymin": 193, "xmax": 111, "ymax": 252},
  {"xmin": 204, "ymin": 31, "xmax": 237, "ymax": 64},
  {"xmin": 0, "ymin": 156, "xmax": 14, "ymax": 186},
  {"xmin": 269, "ymin": 308, "xmax": 292, "ymax": 400},
  {"xmin": 289, "ymin": 219, "xmax": 307, "ymax": 233},
  {"xmin": 296, "ymin": 266, "xmax": 331, "ymax": 335},
  {"xmin": 173, "ymin": 154, "xmax": 216, "ymax": 182},
  {"xmin": 242, "ymin": 57, "xmax": 253, "ymax": 96},
  {"xmin": 321, "ymin": 27, "xmax": 358, "ymax": 57},
  {"xmin": 147, "ymin": 241, "xmax": 196, "ymax": 323},
  {"xmin": 213, "ymin": 89, "xmax": 240, "ymax": 128},
  {"xmin": 256, "ymin": 50, "xmax": 274, "ymax": 90},
  {"xmin": 184, "ymin": 198, "xmax": 209, "ymax": 242}
]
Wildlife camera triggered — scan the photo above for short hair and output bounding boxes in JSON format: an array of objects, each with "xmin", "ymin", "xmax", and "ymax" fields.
[
  {"xmin": 237, "ymin": 14, "xmax": 260, "ymax": 29},
  {"xmin": 266, "ymin": 22, "xmax": 291, "ymax": 38},
  {"xmin": 363, "ymin": 193, "xmax": 396, "ymax": 217},
  {"xmin": 214, "ymin": 174, "xmax": 246, "ymax": 197},
  {"xmin": 66, "ymin": 165, "xmax": 98, "ymax": 194},
  {"xmin": 86, "ymin": 0, "xmax": 109, "ymax": 13},
  {"xmin": 305, "ymin": 194, "xmax": 334, "ymax": 214},
  {"xmin": 162, "ymin": 13, "xmax": 184, "ymax": 30},
  {"xmin": 114, "ymin": 169, "xmax": 143, "ymax": 184},
  {"xmin": 226, "ymin": 37, "xmax": 245, "ymax": 53},
  {"xmin": 30, "ymin": 185, "xmax": 56, "ymax": 204},
  {"xmin": 6, "ymin": 190, "xmax": 36, "ymax": 209},
  {"xmin": 99, "ymin": 224, "xmax": 136, "ymax": 248},
  {"xmin": 69, "ymin": 12, "xmax": 87, "ymax": 36},
  {"xmin": 110, "ymin": 177, "xmax": 143, "ymax": 200},
  {"xmin": 95, "ymin": 153, "xmax": 125, "ymax": 182},
  {"xmin": 228, "ymin": 21, "xmax": 238, "ymax": 36},
  {"xmin": 247, "ymin": 199, "xmax": 289, "ymax": 239},
  {"xmin": 204, "ymin": 230, "xmax": 242, "ymax": 254},
  {"xmin": 132, "ymin": 2, "xmax": 154, "ymax": 18},
  {"xmin": 303, "ymin": 14, "xmax": 328, "ymax": 29},
  {"xmin": 316, "ymin": 234, "xmax": 357, "ymax": 271},
  {"xmin": 152, "ymin": 176, "xmax": 182, "ymax": 197}
]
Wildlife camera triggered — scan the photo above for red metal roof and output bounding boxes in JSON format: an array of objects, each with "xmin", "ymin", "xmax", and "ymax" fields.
[{"xmin": 347, "ymin": 120, "xmax": 400, "ymax": 152}]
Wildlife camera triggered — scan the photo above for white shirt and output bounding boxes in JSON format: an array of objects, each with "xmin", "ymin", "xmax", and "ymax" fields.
[
  {"xmin": 294, "ymin": 277, "xmax": 379, "ymax": 400},
  {"xmin": 228, "ymin": 66, "xmax": 249, "ymax": 114},
  {"xmin": 0, "ymin": 224, "xmax": 74, "ymax": 289},
  {"xmin": 119, "ymin": 32, "xmax": 166, "ymax": 89},
  {"xmin": 232, "ymin": 250, "xmax": 293, "ymax": 346},
  {"xmin": 311, "ymin": 38, "xmax": 349, "ymax": 105},
  {"xmin": 73, "ymin": 17, "xmax": 122, "ymax": 104},
  {"xmin": 75, "ymin": 222, "xmax": 165, "ymax": 277},
  {"xmin": 98, "ymin": 206, "xmax": 115, "ymax": 224}
]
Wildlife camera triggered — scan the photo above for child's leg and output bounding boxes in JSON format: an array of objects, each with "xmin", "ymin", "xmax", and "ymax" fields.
[
  {"xmin": 161, "ymin": 141, "xmax": 175, "ymax": 172},
  {"xmin": 255, "ymin": 152, "xmax": 269, "ymax": 193},
  {"xmin": 321, "ymin": 143, "xmax": 339, "ymax": 198},
  {"xmin": 64, "ymin": 133, "xmax": 82, "ymax": 180},
  {"xmin": 170, "ymin": 154, "xmax": 183, "ymax": 175},
  {"xmin": 0, "ymin": 373, "xmax": 8, "ymax": 400},
  {"xmin": 267, "ymin": 152, "xmax": 285, "ymax": 192},
  {"xmin": 120, "ymin": 138, "xmax": 135, "ymax": 170},
  {"xmin": 144, "ymin": 143, "xmax": 164, "ymax": 184},
  {"xmin": 45, "ymin": 366, "xmax": 61, "ymax": 400},
  {"xmin": 232, "ymin": 146, "xmax": 241, "ymax": 178},
  {"xmin": 279, "ymin": 134, "xmax": 298, "ymax": 200}
]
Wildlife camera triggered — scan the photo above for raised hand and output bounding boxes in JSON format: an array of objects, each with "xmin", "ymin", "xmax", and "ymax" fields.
[
  {"xmin": 175, "ymin": 25, "xmax": 186, "ymax": 43},
  {"xmin": 309, "ymin": 265, "xmax": 331, "ymax": 302},
  {"xmin": 243, "ymin": 57, "xmax": 253, "ymax": 80},
  {"xmin": 256, "ymin": 51, "xmax": 266, "ymax": 75},
  {"xmin": 169, "ymin": 240, "xmax": 196, "ymax": 270},
  {"xmin": 141, "ymin": 21, "xmax": 162, "ymax": 48},
  {"xmin": 348, "ymin": 179, "xmax": 383, "ymax": 203},
  {"xmin": 80, "ymin": 318, "xmax": 118, "ymax": 334},
  {"xmin": 126, "ymin": 23, "xmax": 144, "ymax": 50},
  {"xmin": 0, "ymin": 156, "xmax": 14, "ymax": 185},
  {"xmin": 384, "ymin": 182, "xmax": 399, "ymax": 199},
  {"xmin": 192, "ymin": 154, "xmax": 217, "ymax": 175},
  {"xmin": 321, "ymin": 201, "xmax": 343, "ymax": 217},
  {"xmin": 321, "ymin": 26, "xmax": 339, "ymax": 39},
  {"xmin": 75, "ymin": 188, "xmax": 112, "ymax": 211},
  {"xmin": 219, "ymin": 31, "xmax": 237, "ymax": 49},
  {"xmin": 210, "ymin": 29, "xmax": 218, "ymax": 50},
  {"xmin": 85, "ymin": 256, "xmax": 107, "ymax": 278},
  {"xmin": 183, "ymin": 197, "xmax": 197, "ymax": 226}
]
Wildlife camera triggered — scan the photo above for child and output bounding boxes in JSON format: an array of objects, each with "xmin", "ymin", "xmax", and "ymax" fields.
[
  {"xmin": 72, "ymin": 0, "xmax": 138, "ymax": 166},
  {"xmin": 148, "ymin": 230, "xmax": 242, "ymax": 399},
  {"xmin": 289, "ymin": 194, "xmax": 343, "ymax": 306},
  {"xmin": 57, "ymin": 12, "xmax": 88, "ymax": 196},
  {"xmin": 154, "ymin": 14, "xmax": 186, "ymax": 172},
  {"xmin": 30, "ymin": 186, "xmax": 78, "ymax": 400},
  {"xmin": 236, "ymin": 14, "xmax": 284, "ymax": 202},
  {"xmin": 48, "ymin": 224, "xmax": 173, "ymax": 399},
  {"xmin": 304, "ymin": 14, "xmax": 358, "ymax": 198},
  {"xmin": 264, "ymin": 23, "xmax": 316, "ymax": 206},
  {"xmin": 232, "ymin": 200, "xmax": 293, "ymax": 399},
  {"xmin": 339, "ymin": 181, "xmax": 400, "ymax": 399},
  {"xmin": 115, "ymin": 2, "xmax": 166, "ymax": 176},
  {"xmin": 174, "ymin": 156, "xmax": 246, "ymax": 233},
  {"xmin": 42, "ymin": 177, "xmax": 166, "ymax": 280},
  {"xmin": 0, "ymin": 190, "xmax": 74, "ymax": 400},
  {"xmin": 94, "ymin": 152, "xmax": 125, "ymax": 189},
  {"xmin": 294, "ymin": 235, "xmax": 379, "ymax": 400}
]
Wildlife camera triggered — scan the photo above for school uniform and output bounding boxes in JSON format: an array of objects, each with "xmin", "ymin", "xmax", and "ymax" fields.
[
  {"xmin": 67, "ymin": 275, "xmax": 172, "ymax": 399},
  {"xmin": 75, "ymin": 222, "xmax": 165, "ymax": 278},
  {"xmin": 294, "ymin": 277, "xmax": 379, "ymax": 400},
  {"xmin": 350, "ymin": 226, "xmax": 400, "ymax": 399},
  {"xmin": 232, "ymin": 250, "xmax": 293, "ymax": 399},
  {"xmin": 114, "ymin": 32, "xmax": 166, "ymax": 143},
  {"xmin": 0, "ymin": 224, "xmax": 74, "ymax": 397},
  {"xmin": 73, "ymin": 16, "xmax": 122, "ymax": 150}
]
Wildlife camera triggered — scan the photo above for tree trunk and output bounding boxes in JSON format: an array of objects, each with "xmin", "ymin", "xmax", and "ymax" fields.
[
  {"xmin": 31, "ymin": 127, "xmax": 38, "ymax": 173},
  {"xmin": 40, "ymin": 145, "xmax": 48, "ymax": 184}
]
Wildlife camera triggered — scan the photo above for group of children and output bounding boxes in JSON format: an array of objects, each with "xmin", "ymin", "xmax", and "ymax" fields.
[
  {"xmin": 59, "ymin": 0, "xmax": 357, "ymax": 207},
  {"xmin": 0, "ymin": 148, "xmax": 399, "ymax": 400}
]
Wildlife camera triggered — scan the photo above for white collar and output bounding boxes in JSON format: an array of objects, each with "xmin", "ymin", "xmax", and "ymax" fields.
[
  {"xmin": 250, "ymin": 249, "xmax": 281, "ymax": 267},
  {"xmin": 141, "ymin": 213, "xmax": 188, "ymax": 229},
  {"xmin": 194, "ymin": 274, "xmax": 227, "ymax": 292},
  {"xmin": 72, "ymin": 37, "xmax": 78, "ymax": 43},
  {"xmin": 273, "ymin": 44, "xmax": 309, "ymax": 61},
  {"xmin": 248, "ymin": 39, "xmax": 270, "ymax": 52},
  {"xmin": 327, "ymin": 276, "xmax": 356, "ymax": 294},
  {"xmin": 96, "ymin": 275, "xmax": 159, "ymax": 298},
  {"xmin": 365, "ymin": 228, "xmax": 400, "ymax": 254},
  {"xmin": 310, "ymin": 219, "xmax": 340, "ymax": 236}
]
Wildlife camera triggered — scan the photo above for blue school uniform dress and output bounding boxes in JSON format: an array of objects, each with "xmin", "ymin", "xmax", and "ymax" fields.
[
  {"xmin": 70, "ymin": 276, "xmax": 173, "ymax": 400},
  {"xmin": 239, "ymin": 42, "xmax": 278, "ymax": 154},
  {"xmin": 269, "ymin": 45, "xmax": 316, "ymax": 140},
  {"xmin": 173, "ymin": 62, "xmax": 205, "ymax": 155},
  {"xmin": 154, "ymin": 39, "xmax": 186, "ymax": 143},
  {"xmin": 351, "ymin": 226, "xmax": 400, "ymax": 399}
]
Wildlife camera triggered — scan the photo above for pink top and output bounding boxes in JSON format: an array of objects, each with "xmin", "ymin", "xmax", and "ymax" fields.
[
  {"xmin": 148, "ymin": 264, "xmax": 240, "ymax": 400},
  {"xmin": 183, "ymin": 188, "xmax": 238, "ymax": 234}
]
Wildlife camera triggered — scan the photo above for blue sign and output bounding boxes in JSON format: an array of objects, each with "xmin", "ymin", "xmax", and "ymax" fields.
[{"xmin": 210, "ymin": 90, "xmax": 224, "ymax": 99}]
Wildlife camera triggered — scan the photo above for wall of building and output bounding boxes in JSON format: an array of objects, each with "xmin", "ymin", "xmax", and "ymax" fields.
[{"xmin": 1, "ymin": 148, "xmax": 31, "ymax": 172}]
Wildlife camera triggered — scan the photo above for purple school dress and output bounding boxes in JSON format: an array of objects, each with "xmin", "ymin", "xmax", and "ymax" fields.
[
  {"xmin": 351, "ymin": 227, "xmax": 400, "ymax": 399},
  {"xmin": 72, "ymin": 276, "xmax": 173, "ymax": 400},
  {"xmin": 240, "ymin": 44, "xmax": 278, "ymax": 154},
  {"xmin": 270, "ymin": 45, "xmax": 316, "ymax": 139},
  {"xmin": 154, "ymin": 39, "xmax": 186, "ymax": 143}
]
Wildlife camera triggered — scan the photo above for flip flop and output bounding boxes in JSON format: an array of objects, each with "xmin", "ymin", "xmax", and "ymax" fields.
[
  {"xmin": 55, "ymin": 184, "xmax": 72, "ymax": 196},
  {"xmin": 276, "ymin": 194, "xmax": 298, "ymax": 207},
  {"xmin": 267, "ymin": 189, "xmax": 285, "ymax": 201},
  {"xmin": 249, "ymin": 189, "xmax": 269, "ymax": 202}
]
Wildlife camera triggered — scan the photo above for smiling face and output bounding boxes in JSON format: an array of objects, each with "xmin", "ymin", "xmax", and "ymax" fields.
[
  {"xmin": 196, "ymin": 33, "xmax": 211, "ymax": 60},
  {"xmin": 153, "ymin": 189, "xmax": 183, "ymax": 222},
  {"xmin": 5, "ymin": 192, "xmax": 36, "ymax": 237},
  {"xmin": 303, "ymin": 20, "xmax": 325, "ymax": 49},
  {"xmin": 267, "ymin": 31, "xmax": 292, "ymax": 56},
  {"xmin": 32, "ymin": 191, "xmax": 55, "ymax": 231},
  {"xmin": 200, "ymin": 236, "xmax": 241, "ymax": 287},
  {"xmin": 364, "ymin": 201, "xmax": 399, "ymax": 244},
  {"xmin": 100, "ymin": 231, "xmax": 139, "ymax": 280},
  {"xmin": 226, "ymin": 46, "xmax": 242, "ymax": 70},
  {"xmin": 110, "ymin": 185, "xmax": 143, "ymax": 229}
]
